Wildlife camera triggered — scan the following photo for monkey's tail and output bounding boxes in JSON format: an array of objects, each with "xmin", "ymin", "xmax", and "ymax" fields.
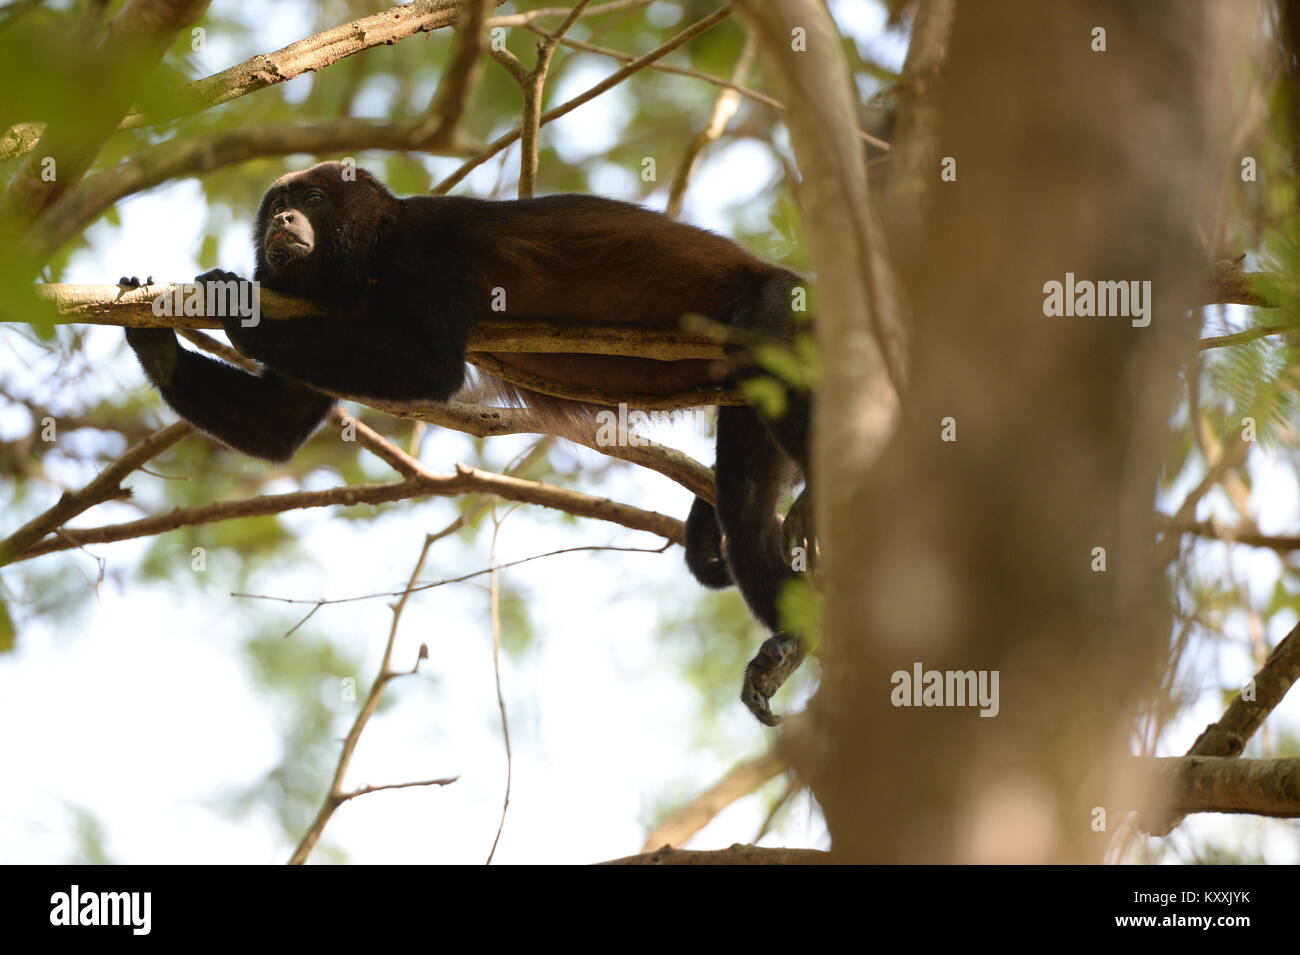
[{"xmin": 684, "ymin": 496, "xmax": 733, "ymax": 588}]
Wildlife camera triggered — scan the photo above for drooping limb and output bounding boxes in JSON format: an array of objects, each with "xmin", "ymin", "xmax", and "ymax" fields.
[
  {"xmin": 124, "ymin": 325, "xmax": 335, "ymax": 462},
  {"xmin": 684, "ymin": 496, "xmax": 732, "ymax": 587},
  {"xmin": 714, "ymin": 404, "xmax": 804, "ymax": 725}
]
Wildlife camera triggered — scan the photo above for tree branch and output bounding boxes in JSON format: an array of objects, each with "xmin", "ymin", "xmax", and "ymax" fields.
[
  {"xmin": 289, "ymin": 524, "xmax": 461, "ymax": 865},
  {"xmin": 8, "ymin": 463, "xmax": 686, "ymax": 564},
  {"xmin": 171, "ymin": 330, "xmax": 718, "ymax": 500},
  {"xmin": 410, "ymin": 0, "xmax": 496, "ymax": 149},
  {"xmin": 434, "ymin": 5, "xmax": 734, "ymax": 194},
  {"xmin": 666, "ymin": 36, "xmax": 755, "ymax": 218},
  {"xmin": 0, "ymin": 0, "xmax": 511, "ymax": 162},
  {"xmin": 600, "ymin": 844, "xmax": 829, "ymax": 865},
  {"xmin": 0, "ymin": 422, "xmax": 192, "ymax": 566},
  {"xmin": 641, "ymin": 751, "xmax": 789, "ymax": 851},
  {"xmin": 27, "ymin": 283, "xmax": 728, "ymax": 359},
  {"xmin": 2, "ymin": 0, "xmax": 211, "ymax": 220},
  {"xmin": 1141, "ymin": 620, "xmax": 1300, "ymax": 834},
  {"xmin": 513, "ymin": 0, "xmax": 593, "ymax": 198}
]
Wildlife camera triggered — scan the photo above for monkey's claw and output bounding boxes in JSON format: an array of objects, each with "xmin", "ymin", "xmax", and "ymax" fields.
[
  {"xmin": 115, "ymin": 275, "xmax": 153, "ymax": 301},
  {"xmin": 741, "ymin": 632, "xmax": 807, "ymax": 726}
]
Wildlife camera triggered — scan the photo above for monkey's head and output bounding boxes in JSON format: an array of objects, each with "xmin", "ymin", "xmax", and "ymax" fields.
[{"xmin": 253, "ymin": 161, "xmax": 395, "ymax": 302}]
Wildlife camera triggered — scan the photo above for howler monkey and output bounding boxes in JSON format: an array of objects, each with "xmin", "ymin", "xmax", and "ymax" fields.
[{"xmin": 125, "ymin": 162, "xmax": 812, "ymax": 725}]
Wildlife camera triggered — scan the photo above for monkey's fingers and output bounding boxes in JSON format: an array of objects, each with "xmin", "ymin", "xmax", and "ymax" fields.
[{"xmin": 741, "ymin": 632, "xmax": 807, "ymax": 726}]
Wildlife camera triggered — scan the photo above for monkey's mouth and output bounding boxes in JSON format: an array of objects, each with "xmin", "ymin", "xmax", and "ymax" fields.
[{"xmin": 265, "ymin": 231, "xmax": 311, "ymax": 265}]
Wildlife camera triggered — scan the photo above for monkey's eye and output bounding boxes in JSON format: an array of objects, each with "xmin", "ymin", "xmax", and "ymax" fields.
[
  {"xmin": 304, "ymin": 190, "xmax": 325, "ymax": 206},
  {"xmin": 270, "ymin": 198, "xmax": 286, "ymax": 215}
]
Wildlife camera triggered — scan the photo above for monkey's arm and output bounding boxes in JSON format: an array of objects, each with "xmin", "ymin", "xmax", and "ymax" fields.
[
  {"xmin": 203, "ymin": 267, "xmax": 472, "ymax": 403},
  {"xmin": 125, "ymin": 326, "xmax": 335, "ymax": 462}
]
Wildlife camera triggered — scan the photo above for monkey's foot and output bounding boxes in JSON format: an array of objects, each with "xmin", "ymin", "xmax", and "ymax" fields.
[{"xmin": 742, "ymin": 632, "xmax": 807, "ymax": 726}]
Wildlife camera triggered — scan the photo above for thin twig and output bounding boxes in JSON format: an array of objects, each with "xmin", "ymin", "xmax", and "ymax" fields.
[
  {"xmin": 12, "ymin": 471, "xmax": 685, "ymax": 564},
  {"xmin": 484, "ymin": 506, "xmax": 514, "ymax": 863},
  {"xmin": 0, "ymin": 422, "xmax": 191, "ymax": 565},
  {"xmin": 517, "ymin": 0, "xmax": 593, "ymax": 197},
  {"xmin": 666, "ymin": 36, "xmax": 756, "ymax": 218},
  {"xmin": 1198, "ymin": 324, "xmax": 1289, "ymax": 350},
  {"xmin": 435, "ymin": 6, "xmax": 734, "ymax": 194},
  {"xmin": 413, "ymin": 0, "xmax": 496, "ymax": 148},
  {"xmin": 533, "ymin": 24, "xmax": 890, "ymax": 153},
  {"xmin": 234, "ymin": 540, "xmax": 673, "ymax": 611},
  {"xmin": 288, "ymin": 524, "xmax": 462, "ymax": 864}
]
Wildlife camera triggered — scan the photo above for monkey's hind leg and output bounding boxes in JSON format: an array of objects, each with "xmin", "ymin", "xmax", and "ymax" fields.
[{"xmin": 714, "ymin": 405, "xmax": 807, "ymax": 725}]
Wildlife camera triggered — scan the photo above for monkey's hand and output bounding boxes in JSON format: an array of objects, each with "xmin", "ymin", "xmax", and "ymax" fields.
[
  {"xmin": 741, "ymin": 632, "xmax": 807, "ymax": 726},
  {"xmin": 196, "ymin": 268, "xmax": 247, "ymax": 289},
  {"xmin": 193, "ymin": 268, "xmax": 256, "ymax": 334}
]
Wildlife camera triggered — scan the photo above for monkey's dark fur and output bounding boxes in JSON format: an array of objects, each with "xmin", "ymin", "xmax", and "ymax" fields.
[{"xmin": 125, "ymin": 162, "xmax": 813, "ymax": 724}]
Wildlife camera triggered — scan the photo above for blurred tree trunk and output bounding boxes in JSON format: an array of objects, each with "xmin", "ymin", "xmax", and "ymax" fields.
[{"xmin": 772, "ymin": 0, "xmax": 1247, "ymax": 861}]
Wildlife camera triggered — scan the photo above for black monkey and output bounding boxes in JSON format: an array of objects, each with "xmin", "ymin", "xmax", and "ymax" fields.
[{"xmin": 125, "ymin": 162, "xmax": 813, "ymax": 724}]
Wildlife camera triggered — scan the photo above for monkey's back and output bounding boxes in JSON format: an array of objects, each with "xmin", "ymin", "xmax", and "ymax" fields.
[{"xmin": 408, "ymin": 193, "xmax": 789, "ymax": 327}]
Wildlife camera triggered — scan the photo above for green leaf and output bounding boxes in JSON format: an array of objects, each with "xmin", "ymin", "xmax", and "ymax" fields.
[
  {"xmin": 741, "ymin": 376, "xmax": 787, "ymax": 419},
  {"xmin": 0, "ymin": 597, "xmax": 15, "ymax": 653}
]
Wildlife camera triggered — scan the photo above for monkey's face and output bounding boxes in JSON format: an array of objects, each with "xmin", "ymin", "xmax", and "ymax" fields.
[
  {"xmin": 252, "ymin": 162, "xmax": 394, "ymax": 301},
  {"xmin": 258, "ymin": 186, "xmax": 321, "ymax": 271}
]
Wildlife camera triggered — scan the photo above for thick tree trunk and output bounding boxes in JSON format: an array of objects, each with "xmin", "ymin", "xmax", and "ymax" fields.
[{"xmin": 758, "ymin": 0, "xmax": 1248, "ymax": 861}]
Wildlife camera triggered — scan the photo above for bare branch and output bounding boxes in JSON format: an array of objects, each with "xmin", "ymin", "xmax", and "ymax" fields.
[
  {"xmin": 290, "ymin": 525, "xmax": 460, "ymax": 864},
  {"xmin": 1155, "ymin": 430, "xmax": 1250, "ymax": 566},
  {"xmin": 1170, "ymin": 519, "xmax": 1300, "ymax": 553},
  {"xmin": 1198, "ymin": 324, "xmax": 1289, "ymax": 350},
  {"xmin": 882, "ymin": 0, "xmax": 954, "ymax": 251},
  {"xmin": 534, "ymin": 25, "xmax": 890, "ymax": 153},
  {"xmin": 27, "ymin": 283, "xmax": 729, "ymax": 360},
  {"xmin": 641, "ymin": 751, "xmax": 789, "ymax": 851},
  {"xmin": 434, "ymin": 6, "xmax": 734, "ymax": 194},
  {"xmin": 412, "ymin": 0, "xmax": 496, "ymax": 148},
  {"xmin": 1142, "ymin": 622, "xmax": 1300, "ymax": 834},
  {"xmin": 486, "ymin": 0, "xmax": 652, "ymax": 28},
  {"xmin": 10, "ymin": 463, "xmax": 686, "ymax": 564},
  {"xmin": 1152, "ymin": 757, "xmax": 1300, "ymax": 818},
  {"xmin": 600, "ymin": 844, "xmax": 829, "ymax": 865},
  {"xmin": 666, "ymin": 36, "xmax": 756, "ymax": 218},
  {"xmin": 0, "ymin": 0, "xmax": 511, "ymax": 163},
  {"xmin": 0, "ymin": 422, "xmax": 192, "ymax": 566},
  {"xmin": 516, "ymin": 0, "xmax": 593, "ymax": 197}
]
